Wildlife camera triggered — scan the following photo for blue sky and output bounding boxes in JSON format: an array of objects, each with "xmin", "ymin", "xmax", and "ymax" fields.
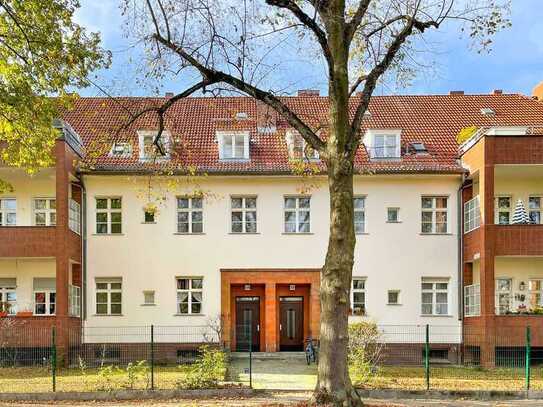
[{"xmin": 75, "ymin": 1, "xmax": 543, "ymax": 97}]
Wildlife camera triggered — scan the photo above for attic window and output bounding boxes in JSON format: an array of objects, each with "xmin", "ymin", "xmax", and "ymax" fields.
[
  {"xmin": 286, "ymin": 130, "xmax": 319, "ymax": 161},
  {"xmin": 217, "ymin": 131, "xmax": 250, "ymax": 160},
  {"xmin": 138, "ymin": 131, "xmax": 171, "ymax": 161},
  {"xmin": 410, "ymin": 142, "xmax": 428, "ymax": 154},
  {"xmin": 480, "ymin": 108, "xmax": 496, "ymax": 117},
  {"xmin": 235, "ymin": 112, "xmax": 249, "ymax": 120},
  {"xmin": 364, "ymin": 130, "xmax": 401, "ymax": 159},
  {"xmin": 110, "ymin": 142, "xmax": 132, "ymax": 157}
]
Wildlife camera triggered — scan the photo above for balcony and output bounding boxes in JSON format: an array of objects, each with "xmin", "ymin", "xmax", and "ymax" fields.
[
  {"xmin": 493, "ymin": 224, "xmax": 543, "ymax": 256},
  {"xmin": 0, "ymin": 227, "xmax": 56, "ymax": 258}
]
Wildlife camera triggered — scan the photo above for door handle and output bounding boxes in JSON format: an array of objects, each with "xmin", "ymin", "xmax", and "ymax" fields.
[
  {"xmin": 279, "ymin": 324, "xmax": 282, "ymax": 331},
  {"xmin": 257, "ymin": 324, "xmax": 260, "ymax": 332}
]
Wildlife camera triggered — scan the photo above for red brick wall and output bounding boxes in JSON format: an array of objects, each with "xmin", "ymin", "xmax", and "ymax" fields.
[
  {"xmin": 0, "ymin": 227, "xmax": 56, "ymax": 257},
  {"xmin": 493, "ymin": 136, "xmax": 543, "ymax": 164}
]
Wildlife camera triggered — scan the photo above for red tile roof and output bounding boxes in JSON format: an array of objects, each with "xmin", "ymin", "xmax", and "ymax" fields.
[{"xmin": 62, "ymin": 93, "xmax": 543, "ymax": 175}]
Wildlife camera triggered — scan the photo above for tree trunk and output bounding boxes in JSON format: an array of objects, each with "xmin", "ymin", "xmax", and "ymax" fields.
[{"xmin": 313, "ymin": 158, "xmax": 361, "ymax": 406}]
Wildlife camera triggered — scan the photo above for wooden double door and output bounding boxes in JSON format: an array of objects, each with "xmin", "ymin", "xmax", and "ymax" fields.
[{"xmin": 279, "ymin": 296, "xmax": 304, "ymax": 351}]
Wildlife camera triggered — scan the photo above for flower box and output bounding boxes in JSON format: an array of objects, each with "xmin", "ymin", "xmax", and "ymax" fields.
[{"xmin": 16, "ymin": 311, "xmax": 33, "ymax": 317}]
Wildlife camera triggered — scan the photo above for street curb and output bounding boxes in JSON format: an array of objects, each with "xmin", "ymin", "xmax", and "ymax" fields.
[{"xmin": 356, "ymin": 389, "xmax": 539, "ymax": 401}]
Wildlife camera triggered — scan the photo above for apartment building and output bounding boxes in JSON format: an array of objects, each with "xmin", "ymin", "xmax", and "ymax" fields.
[{"xmin": 1, "ymin": 89, "xmax": 542, "ymax": 362}]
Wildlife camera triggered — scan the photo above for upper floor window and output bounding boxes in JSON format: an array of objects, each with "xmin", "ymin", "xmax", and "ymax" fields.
[
  {"xmin": 286, "ymin": 130, "xmax": 319, "ymax": 160},
  {"xmin": 387, "ymin": 207, "xmax": 400, "ymax": 223},
  {"xmin": 33, "ymin": 198, "xmax": 56, "ymax": 226},
  {"xmin": 138, "ymin": 131, "xmax": 171, "ymax": 161},
  {"xmin": 217, "ymin": 131, "xmax": 249, "ymax": 160},
  {"xmin": 176, "ymin": 277, "xmax": 203, "ymax": 314},
  {"xmin": 421, "ymin": 196, "xmax": 448, "ymax": 234},
  {"xmin": 284, "ymin": 196, "xmax": 310, "ymax": 233},
  {"xmin": 364, "ymin": 130, "xmax": 401, "ymax": 159},
  {"xmin": 529, "ymin": 196, "xmax": 542, "ymax": 224},
  {"xmin": 0, "ymin": 198, "xmax": 16, "ymax": 226},
  {"xmin": 96, "ymin": 197, "xmax": 122, "ymax": 234},
  {"xmin": 495, "ymin": 196, "xmax": 511, "ymax": 225},
  {"xmin": 353, "ymin": 196, "xmax": 366, "ymax": 234},
  {"xmin": 231, "ymin": 196, "xmax": 257, "ymax": 233},
  {"xmin": 351, "ymin": 278, "xmax": 366, "ymax": 316},
  {"xmin": 421, "ymin": 279, "xmax": 449, "ymax": 316},
  {"xmin": 96, "ymin": 278, "xmax": 122, "ymax": 315},
  {"xmin": 177, "ymin": 197, "xmax": 203, "ymax": 233}
]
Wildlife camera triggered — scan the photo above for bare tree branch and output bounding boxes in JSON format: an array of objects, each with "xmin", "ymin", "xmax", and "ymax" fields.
[{"xmin": 345, "ymin": 0, "xmax": 372, "ymax": 43}]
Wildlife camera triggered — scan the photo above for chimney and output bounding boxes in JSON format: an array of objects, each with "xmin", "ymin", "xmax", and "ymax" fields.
[
  {"xmin": 165, "ymin": 92, "xmax": 174, "ymax": 98},
  {"xmin": 449, "ymin": 90, "xmax": 464, "ymax": 95},
  {"xmin": 533, "ymin": 81, "xmax": 543, "ymax": 101},
  {"xmin": 493, "ymin": 89, "xmax": 503, "ymax": 95},
  {"xmin": 297, "ymin": 89, "xmax": 320, "ymax": 97}
]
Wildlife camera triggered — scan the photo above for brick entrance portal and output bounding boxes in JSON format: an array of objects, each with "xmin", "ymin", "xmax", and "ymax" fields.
[{"xmin": 221, "ymin": 269, "xmax": 320, "ymax": 352}]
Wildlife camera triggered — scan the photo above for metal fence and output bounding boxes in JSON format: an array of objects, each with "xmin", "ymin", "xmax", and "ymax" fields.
[{"xmin": 0, "ymin": 323, "xmax": 540, "ymax": 393}]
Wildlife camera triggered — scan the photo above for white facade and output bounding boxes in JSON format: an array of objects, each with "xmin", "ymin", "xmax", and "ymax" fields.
[{"xmin": 83, "ymin": 173, "xmax": 462, "ymax": 336}]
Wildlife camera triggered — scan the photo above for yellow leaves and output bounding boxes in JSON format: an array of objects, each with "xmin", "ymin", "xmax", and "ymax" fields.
[{"xmin": 456, "ymin": 126, "xmax": 479, "ymax": 145}]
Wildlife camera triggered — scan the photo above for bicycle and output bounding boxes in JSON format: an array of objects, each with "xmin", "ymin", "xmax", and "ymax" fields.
[{"xmin": 305, "ymin": 336, "xmax": 318, "ymax": 365}]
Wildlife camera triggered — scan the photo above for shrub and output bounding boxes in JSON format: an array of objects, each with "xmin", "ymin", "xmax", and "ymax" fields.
[
  {"xmin": 124, "ymin": 360, "xmax": 150, "ymax": 389},
  {"xmin": 177, "ymin": 345, "xmax": 227, "ymax": 389},
  {"xmin": 97, "ymin": 365, "xmax": 121, "ymax": 392},
  {"xmin": 348, "ymin": 322, "xmax": 383, "ymax": 386}
]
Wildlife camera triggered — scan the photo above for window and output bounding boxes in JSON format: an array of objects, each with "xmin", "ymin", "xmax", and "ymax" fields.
[
  {"xmin": 284, "ymin": 196, "xmax": 311, "ymax": 233},
  {"xmin": 0, "ymin": 198, "xmax": 16, "ymax": 226},
  {"xmin": 529, "ymin": 196, "xmax": 542, "ymax": 224},
  {"xmin": 143, "ymin": 291, "xmax": 155, "ymax": 305},
  {"xmin": 495, "ymin": 196, "xmax": 511, "ymax": 225},
  {"xmin": 495, "ymin": 278, "xmax": 512, "ymax": 315},
  {"xmin": 354, "ymin": 196, "xmax": 366, "ymax": 234},
  {"xmin": 218, "ymin": 132, "xmax": 249, "ymax": 160},
  {"xmin": 176, "ymin": 278, "xmax": 203, "ymax": 314},
  {"xmin": 110, "ymin": 142, "xmax": 132, "ymax": 157},
  {"xmin": 231, "ymin": 197, "xmax": 257, "ymax": 233},
  {"xmin": 529, "ymin": 279, "xmax": 543, "ymax": 308},
  {"xmin": 421, "ymin": 196, "xmax": 448, "ymax": 234},
  {"xmin": 144, "ymin": 210, "xmax": 155, "ymax": 223},
  {"xmin": 464, "ymin": 284, "xmax": 480, "ymax": 316},
  {"xmin": 176, "ymin": 197, "xmax": 203, "ymax": 233},
  {"xmin": 421, "ymin": 279, "xmax": 449, "ymax": 315},
  {"xmin": 0, "ymin": 279, "xmax": 16, "ymax": 315},
  {"xmin": 351, "ymin": 278, "xmax": 366, "ymax": 316},
  {"xmin": 138, "ymin": 131, "xmax": 171, "ymax": 161},
  {"xmin": 387, "ymin": 290, "xmax": 400, "ymax": 305},
  {"xmin": 69, "ymin": 199, "xmax": 81, "ymax": 234},
  {"xmin": 286, "ymin": 131, "xmax": 319, "ymax": 160},
  {"xmin": 33, "ymin": 198, "xmax": 56, "ymax": 226},
  {"xmin": 34, "ymin": 291, "xmax": 56, "ymax": 315},
  {"xmin": 96, "ymin": 279, "xmax": 122, "ymax": 315},
  {"xmin": 96, "ymin": 198, "xmax": 122, "ymax": 234},
  {"xmin": 365, "ymin": 130, "xmax": 401, "ymax": 159},
  {"xmin": 69, "ymin": 284, "xmax": 81, "ymax": 317},
  {"xmin": 387, "ymin": 207, "xmax": 400, "ymax": 223},
  {"xmin": 464, "ymin": 196, "xmax": 480, "ymax": 233}
]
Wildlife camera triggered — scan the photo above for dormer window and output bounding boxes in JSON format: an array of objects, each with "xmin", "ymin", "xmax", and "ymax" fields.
[
  {"xmin": 364, "ymin": 130, "xmax": 401, "ymax": 159},
  {"xmin": 138, "ymin": 131, "xmax": 171, "ymax": 161},
  {"xmin": 110, "ymin": 142, "xmax": 132, "ymax": 158},
  {"xmin": 217, "ymin": 131, "xmax": 250, "ymax": 160},
  {"xmin": 286, "ymin": 130, "xmax": 319, "ymax": 161}
]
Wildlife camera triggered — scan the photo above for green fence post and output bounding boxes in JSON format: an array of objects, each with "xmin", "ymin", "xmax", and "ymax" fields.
[
  {"xmin": 249, "ymin": 326, "xmax": 252, "ymax": 389},
  {"xmin": 51, "ymin": 327, "xmax": 57, "ymax": 393},
  {"xmin": 151, "ymin": 324, "xmax": 155, "ymax": 390},
  {"xmin": 425, "ymin": 324, "xmax": 430, "ymax": 391},
  {"xmin": 526, "ymin": 325, "xmax": 531, "ymax": 392}
]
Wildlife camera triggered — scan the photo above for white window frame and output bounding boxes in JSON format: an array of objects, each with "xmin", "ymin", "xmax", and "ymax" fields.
[
  {"xmin": 284, "ymin": 196, "xmax": 311, "ymax": 233},
  {"xmin": 0, "ymin": 198, "xmax": 16, "ymax": 226},
  {"xmin": 528, "ymin": 196, "xmax": 543, "ymax": 225},
  {"xmin": 421, "ymin": 196, "xmax": 449, "ymax": 234},
  {"xmin": 138, "ymin": 130, "xmax": 171, "ymax": 161},
  {"xmin": 33, "ymin": 198, "xmax": 56, "ymax": 226},
  {"xmin": 351, "ymin": 278, "xmax": 366, "ymax": 316},
  {"xmin": 95, "ymin": 279, "xmax": 122, "ymax": 316},
  {"xmin": 0, "ymin": 285, "xmax": 16, "ymax": 315},
  {"xmin": 387, "ymin": 290, "xmax": 401, "ymax": 305},
  {"xmin": 387, "ymin": 207, "xmax": 400, "ymax": 223},
  {"xmin": 421, "ymin": 279, "xmax": 449, "ymax": 316},
  {"xmin": 176, "ymin": 197, "xmax": 203, "ymax": 234},
  {"xmin": 353, "ymin": 196, "xmax": 366, "ymax": 234},
  {"xmin": 69, "ymin": 199, "xmax": 81, "ymax": 234},
  {"xmin": 230, "ymin": 196, "xmax": 257, "ymax": 233},
  {"xmin": 464, "ymin": 284, "xmax": 480, "ymax": 317},
  {"xmin": 176, "ymin": 277, "xmax": 203, "ymax": 315},
  {"xmin": 95, "ymin": 197, "xmax": 122, "ymax": 234},
  {"xmin": 217, "ymin": 131, "xmax": 250, "ymax": 160},
  {"xmin": 364, "ymin": 129, "xmax": 401, "ymax": 159},
  {"xmin": 143, "ymin": 290, "xmax": 156, "ymax": 306},
  {"xmin": 33, "ymin": 290, "xmax": 56, "ymax": 316},
  {"xmin": 285, "ymin": 130, "xmax": 319, "ymax": 161},
  {"xmin": 109, "ymin": 142, "xmax": 132, "ymax": 158},
  {"xmin": 69, "ymin": 284, "xmax": 81, "ymax": 317},
  {"xmin": 495, "ymin": 278, "xmax": 512, "ymax": 315},
  {"xmin": 495, "ymin": 195, "xmax": 512, "ymax": 225},
  {"xmin": 463, "ymin": 195, "xmax": 480, "ymax": 233}
]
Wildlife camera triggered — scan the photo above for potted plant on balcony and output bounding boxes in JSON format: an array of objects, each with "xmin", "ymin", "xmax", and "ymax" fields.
[
  {"xmin": 0, "ymin": 302, "xmax": 11, "ymax": 317},
  {"xmin": 517, "ymin": 304, "xmax": 528, "ymax": 314}
]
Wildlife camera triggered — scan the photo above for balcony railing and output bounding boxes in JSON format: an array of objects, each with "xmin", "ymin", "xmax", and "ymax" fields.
[
  {"xmin": 0, "ymin": 226, "xmax": 56, "ymax": 257},
  {"xmin": 464, "ymin": 195, "xmax": 480, "ymax": 234},
  {"xmin": 464, "ymin": 284, "xmax": 480, "ymax": 317}
]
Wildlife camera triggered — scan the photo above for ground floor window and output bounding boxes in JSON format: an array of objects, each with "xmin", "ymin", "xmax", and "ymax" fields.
[
  {"xmin": 351, "ymin": 278, "xmax": 366, "ymax": 316},
  {"xmin": 176, "ymin": 277, "xmax": 203, "ymax": 314},
  {"xmin": 421, "ymin": 278, "xmax": 449, "ymax": 315},
  {"xmin": 0, "ymin": 279, "xmax": 16, "ymax": 314},
  {"xmin": 96, "ymin": 279, "xmax": 122, "ymax": 315},
  {"xmin": 495, "ymin": 278, "xmax": 512, "ymax": 315},
  {"xmin": 34, "ymin": 291, "xmax": 56, "ymax": 315}
]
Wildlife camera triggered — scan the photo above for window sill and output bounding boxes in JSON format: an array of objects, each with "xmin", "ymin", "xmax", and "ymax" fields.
[
  {"xmin": 173, "ymin": 313, "xmax": 205, "ymax": 317},
  {"xmin": 92, "ymin": 314, "xmax": 124, "ymax": 317},
  {"xmin": 141, "ymin": 222, "xmax": 157, "ymax": 224},
  {"xmin": 141, "ymin": 303, "xmax": 156, "ymax": 307},
  {"xmin": 282, "ymin": 232, "xmax": 314, "ymax": 235},
  {"xmin": 355, "ymin": 232, "xmax": 369, "ymax": 235},
  {"xmin": 386, "ymin": 303, "xmax": 402, "ymax": 306},
  {"xmin": 92, "ymin": 233, "xmax": 125, "ymax": 236},
  {"xmin": 386, "ymin": 221, "xmax": 402, "ymax": 224},
  {"xmin": 420, "ymin": 314, "xmax": 453, "ymax": 318},
  {"xmin": 228, "ymin": 232, "xmax": 260, "ymax": 235},
  {"xmin": 419, "ymin": 233, "xmax": 452, "ymax": 236},
  {"xmin": 173, "ymin": 232, "xmax": 206, "ymax": 235}
]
